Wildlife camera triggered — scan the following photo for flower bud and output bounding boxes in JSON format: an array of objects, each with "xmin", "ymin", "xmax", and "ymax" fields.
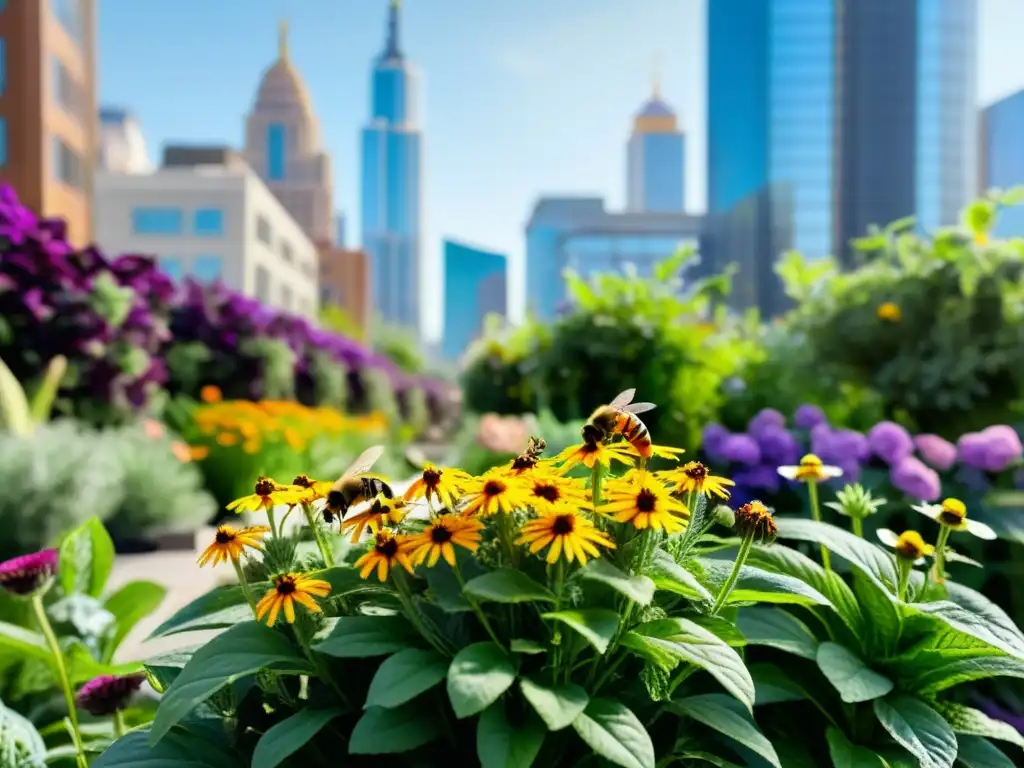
[{"xmin": 733, "ymin": 501, "xmax": 778, "ymax": 544}]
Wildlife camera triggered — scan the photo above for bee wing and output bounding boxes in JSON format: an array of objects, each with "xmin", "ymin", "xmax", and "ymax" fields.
[
  {"xmin": 331, "ymin": 445, "xmax": 385, "ymax": 490},
  {"xmin": 608, "ymin": 389, "xmax": 636, "ymax": 409},
  {"xmin": 623, "ymin": 402, "xmax": 657, "ymax": 415}
]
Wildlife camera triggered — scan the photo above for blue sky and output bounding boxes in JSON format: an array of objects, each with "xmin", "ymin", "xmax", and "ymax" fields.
[{"xmin": 98, "ymin": 0, "xmax": 1024, "ymax": 340}]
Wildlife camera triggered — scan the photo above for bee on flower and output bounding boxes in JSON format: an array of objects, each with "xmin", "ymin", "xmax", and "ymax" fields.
[
  {"xmin": 255, "ymin": 573, "xmax": 332, "ymax": 627},
  {"xmin": 657, "ymin": 461, "xmax": 735, "ymax": 500},
  {"xmin": 598, "ymin": 472, "xmax": 689, "ymax": 533},
  {"xmin": 552, "ymin": 440, "xmax": 638, "ymax": 474},
  {"xmin": 777, "ymin": 454, "xmax": 843, "ymax": 483},
  {"xmin": 403, "ymin": 463, "xmax": 471, "ymax": 507},
  {"xmin": 341, "ymin": 495, "xmax": 410, "ymax": 543},
  {"xmin": 516, "ymin": 510, "xmax": 615, "ymax": 565},
  {"xmin": 501, "ymin": 437, "xmax": 558, "ymax": 478}
]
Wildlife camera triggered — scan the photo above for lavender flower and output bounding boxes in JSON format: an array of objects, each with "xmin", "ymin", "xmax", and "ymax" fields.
[
  {"xmin": 748, "ymin": 408, "xmax": 786, "ymax": 436},
  {"xmin": 889, "ymin": 456, "xmax": 941, "ymax": 501},
  {"xmin": 829, "ymin": 429, "xmax": 871, "ymax": 462},
  {"xmin": 793, "ymin": 404, "xmax": 827, "ymax": 430},
  {"xmin": 76, "ymin": 673, "xmax": 146, "ymax": 716},
  {"xmin": 720, "ymin": 434, "xmax": 762, "ymax": 466},
  {"xmin": 732, "ymin": 464, "xmax": 782, "ymax": 494},
  {"xmin": 702, "ymin": 423, "xmax": 730, "ymax": 461},
  {"xmin": 957, "ymin": 432, "xmax": 989, "ymax": 470},
  {"xmin": 868, "ymin": 421, "xmax": 915, "ymax": 465},
  {"xmin": 958, "ymin": 427, "xmax": 1022, "ymax": 473},
  {"xmin": 914, "ymin": 434, "xmax": 957, "ymax": 471},
  {"xmin": 0, "ymin": 548, "xmax": 58, "ymax": 596},
  {"xmin": 754, "ymin": 425, "xmax": 800, "ymax": 466}
]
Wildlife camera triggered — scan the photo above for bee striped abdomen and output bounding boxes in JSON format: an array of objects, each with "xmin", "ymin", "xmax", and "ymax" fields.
[
  {"xmin": 623, "ymin": 413, "xmax": 652, "ymax": 457},
  {"xmin": 361, "ymin": 477, "xmax": 394, "ymax": 500}
]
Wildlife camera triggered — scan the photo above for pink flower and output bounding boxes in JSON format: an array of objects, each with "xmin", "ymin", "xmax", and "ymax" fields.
[
  {"xmin": 0, "ymin": 549, "xmax": 58, "ymax": 597},
  {"xmin": 76, "ymin": 673, "xmax": 146, "ymax": 716},
  {"xmin": 914, "ymin": 434, "xmax": 957, "ymax": 471},
  {"xmin": 889, "ymin": 456, "xmax": 941, "ymax": 501}
]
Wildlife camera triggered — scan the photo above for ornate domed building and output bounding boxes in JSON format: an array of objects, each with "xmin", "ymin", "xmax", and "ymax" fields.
[{"xmin": 244, "ymin": 22, "xmax": 334, "ymax": 243}]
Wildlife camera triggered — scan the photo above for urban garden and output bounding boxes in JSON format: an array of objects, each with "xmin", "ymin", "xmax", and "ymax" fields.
[{"xmin": 2, "ymin": 181, "xmax": 1024, "ymax": 767}]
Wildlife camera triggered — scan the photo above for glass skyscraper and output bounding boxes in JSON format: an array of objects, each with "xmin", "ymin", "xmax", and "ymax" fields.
[
  {"xmin": 442, "ymin": 239, "xmax": 507, "ymax": 361},
  {"xmin": 626, "ymin": 84, "xmax": 685, "ymax": 213},
  {"xmin": 361, "ymin": 0, "xmax": 422, "ymax": 330},
  {"xmin": 981, "ymin": 90, "xmax": 1024, "ymax": 237}
]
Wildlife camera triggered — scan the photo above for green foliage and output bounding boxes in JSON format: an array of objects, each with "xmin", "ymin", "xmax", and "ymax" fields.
[
  {"xmin": 319, "ymin": 304, "xmax": 365, "ymax": 342},
  {"xmin": 778, "ymin": 193, "xmax": 1024, "ymax": 436},
  {"xmin": 0, "ymin": 355, "xmax": 67, "ymax": 437},
  {"xmin": 371, "ymin": 320, "xmax": 424, "ymax": 375}
]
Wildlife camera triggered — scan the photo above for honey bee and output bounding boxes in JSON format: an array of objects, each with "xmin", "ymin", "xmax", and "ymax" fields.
[
  {"xmin": 582, "ymin": 388, "xmax": 657, "ymax": 457},
  {"xmin": 509, "ymin": 436, "xmax": 547, "ymax": 472},
  {"xmin": 323, "ymin": 445, "xmax": 394, "ymax": 525}
]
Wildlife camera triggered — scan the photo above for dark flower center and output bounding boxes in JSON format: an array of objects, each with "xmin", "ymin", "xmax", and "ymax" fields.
[
  {"xmin": 684, "ymin": 463, "xmax": 708, "ymax": 480},
  {"xmin": 483, "ymin": 480, "xmax": 505, "ymax": 497},
  {"xmin": 215, "ymin": 529, "xmax": 234, "ymax": 544},
  {"xmin": 423, "ymin": 468, "xmax": 442, "ymax": 487},
  {"xmin": 511, "ymin": 455, "xmax": 537, "ymax": 471},
  {"xmin": 534, "ymin": 484, "xmax": 560, "ymax": 502},
  {"xmin": 376, "ymin": 537, "xmax": 400, "ymax": 557},
  {"xmin": 938, "ymin": 509, "xmax": 964, "ymax": 526},
  {"xmin": 430, "ymin": 525, "xmax": 454, "ymax": 544},
  {"xmin": 636, "ymin": 489, "xmax": 657, "ymax": 513},
  {"xmin": 255, "ymin": 477, "xmax": 275, "ymax": 496},
  {"xmin": 552, "ymin": 515, "xmax": 575, "ymax": 535},
  {"xmin": 292, "ymin": 475, "xmax": 314, "ymax": 488},
  {"xmin": 275, "ymin": 578, "xmax": 297, "ymax": 595},
  {"xmin": 581, "ymin": 443, "xmax": 600, "ymax": 455}
]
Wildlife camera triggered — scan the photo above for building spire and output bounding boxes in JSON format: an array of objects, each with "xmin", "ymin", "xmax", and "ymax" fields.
[
  {"xmin": 651, "ymin": 53, "xmax": 661, "ymax": 98},
  {"xmin": 278, "ymin": 19, "xmax": 290, "ymax": 60},
  {"xmin": 384, "ymin": 0, "xmax": 403, "ymax": 60}
]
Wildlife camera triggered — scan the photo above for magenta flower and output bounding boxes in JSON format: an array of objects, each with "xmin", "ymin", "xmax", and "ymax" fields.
[
  {"xmin": 868, "ymin": 421, "xmax": 914, "ymax": 465},
  {"xmin": 889, "ymin": 456, "xmax": 941, "ymax": 501},
  {"xmin": 794, "ymin": 404, "xmax": 827, "ymax": 430},
  {"xmin": 0, "ymin": 549, "xmax": 58, "ymax": 596},
  {"xmin": 720, "ymin": 434, "xmax": 762, "ymax": 466},
  {"xmin": 914, "ymin": 434, "xmax": 957, "ymax": 471},
  {"xmin": 76, "ymin": 673, "xmax": 146, "ymax": 716}
]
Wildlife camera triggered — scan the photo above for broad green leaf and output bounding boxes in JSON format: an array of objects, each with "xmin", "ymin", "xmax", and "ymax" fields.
[
  {"xmin": 675, "ymin": 752, "xmax": 744, "ymax": 767},
  {"xmin": 854, "ymin": 572, "xmax": 903, "ymax": 658},
  {"xmin": 252, "ymin": 708, "xmax": 341, "ymax": 768},
  {"xmin": 150, "ymin": 622, "xmax": 313, "ymax": 744},
  {"xmin": 59, "ymin": 517, "xmax": 115, "ymax": 598},
  {"xmin": 776, "ymin": 518, "xmax": 899, "ymax": 593},
  {"xmin": 313, "ymin": 566, "xmax": 388, "ymax": 597},
  {"xmin": 627, "ymin": 618, "xmax": 755, "ymax": 711},
  {"xmin": 0, "ymin": 697, "xmax": 46, "ymax": 761},
  {"xmin": 348, "ymin": 702, "xmax": 442, "ymax": 754},
  {"xmin": 0, "ymin": 355, "xmax": 32, "ymax": 435},
  {"xmin": 446, "ymin": 642, "xmax": 517, "ymax": 719},
  {"xmin": 102, "ymin": 580, "xmax": 166, "ymax": 661},
  {"xmin": 313, "ymin": 615, "xmax": 421, "ymax": 658},
  {"xmin": 144, "ymin": 646, "xmax": 200, "ymax": 694},
  {"xmin": 463, "ymin": 569, "xmax": 555, "ymax": 604},
  {"xmin": 647, "ymin": 550, "xmax": 714, "ymax": 604},
  {"xmin": 751, "ymin": 663, "xmax": 808, "ymax": 705},
  {"xmin": 955, "ymin": 736, "xmax": 1016, "ymax": 768},
  {"xmin": 364, "ymin": 648, "xmax": 449, "ymax": 709},
  {"xmin": 572, "ymin": 698, "xmax": 655, "ymax": 768},
  {"xmin": 671, "ymin": 694, "xmax": 780, "ymax": 768},
  {"xmin": 817, "ymin": 642, "xmax": 894, "ymax": 703},
  {"xmin": 93, "ymin": 724, "xmax": 245, "ymax": 767},
  {"xmin": 28, "ymin": 355, "xmax": 66, "ymax": 424},
  {"xmin": 737, "ymin": 607, "xmax": 819, "ymax": 660},
  {"xmin": 542, "ymin": 609, "xmax": 620, "ymax": 654},
  {"xmin": 911, "ymin": 599, "xmax": 1024, "ymax": 662},
  {"xmin": 911, "ymin": 655, "xmax": 1024, "ymax": 695},
  {"xmin": 579, "ymin": 559, "xmax": 655, "ymax": 605},
  {"xmin": 934, "ymin": 702, "xmax": 1024, "ymax": 749},
  {"xmin": 826, "ymin": 727, "xmax": 887, "ymax": 768},
  {"xmin": 0, "ymin": 622, "xmax": 53, "ymax": 665},
  {"xmin": 476, "ymin": 700, "xmax": 546, "ymax": 768},
  {"xmin": 873, "ymin": 695, "xmax": 957, "ymax": 768},
  {"xmin": 520, "ymin": 676, "xmax": 588, "ymax": 731},
  {"xmin": 510, "ymin": 638, "xmax": 546, "ymax": 655},
  {"xmin": 696, "ymin": 558, "xmax": 831, "ymax": 608},
  {"xmin": 685, "ymin": 614, "xmax": 746, "ymax": 648},
  {"xmin": 147, "ymin": 585, "xmax": 251, "ymax": 640}
]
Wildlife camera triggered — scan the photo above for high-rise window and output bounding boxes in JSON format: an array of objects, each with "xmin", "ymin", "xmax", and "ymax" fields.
[
  {"xmin": 255, "ymin": 265, "xmax": 271, "ymax": 302},
  {"xmin": 281, "ymin": 284, "xmax": 293, "ymax": 311},
  {"xmin": 51, "ymin": 0, "xmax": 83, "ymax": 44},
  {"xmin": 52, "ymin": 136, "xmax": 84, "ymax": 189},
  {"xmin": 0, "ymin": 118, "xmax": 6, "ymax": 168},
  {"xmin": 193, "ymin": 255, "xmax": 223, "ymax": 283},
  {"xmin": 52, "ymin": 56, "xmax": 84, "ymax": 118},
  {"xmin": 255, "ymin": 215, "xmax": 272, "ymax": 245},
  {"xmin": 281, "ymin": 241, "xmax": 293, "ymax": 263},
  {"xmin": 266, "ymin": 123, "xmax": 286, "ymax": 180},
  {"xmin": 193, "ymin": 208, "xmax": 224, "ymax": 236},
  {"xmin": 132, "ymin": 207, "xmax": 184, "ymax": 235}
]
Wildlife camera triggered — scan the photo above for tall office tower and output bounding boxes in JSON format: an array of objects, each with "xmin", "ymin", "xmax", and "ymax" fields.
[
  {"xmin": 980, "ymin": 90, "xmax": 1024, "ymax": 238},
  {"xmin": 244, "ymin": 21, "xmax": 334, "ymax": 244},
  {"xmin": 361, "ymin": 0, "xmax": 423, "ymax": 330},
  {"xmin": 0, "ymin": 0, "xmax": 98, "ymax": 245},
  {"xmin": 626, "ymin": 74, "xmax": 686, "ymax": 213},
  {"xmin": 442, "ymin": 239, "xmax": 507, "ymax": 361}
]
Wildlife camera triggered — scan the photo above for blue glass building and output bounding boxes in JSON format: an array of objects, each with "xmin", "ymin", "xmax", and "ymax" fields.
[
  {"xmin": 626, "ymin": 84, "xmax": 685, "ymax": 212},
  {"xmin": 361, "ymin": 0, "xmax": 422, "ymax": 330},
  {"xmin": 981, "ymin": 90, "xmax": 1024, "ymax": 238},
  {"xmin": 442, "ymin": 239, "xmax": 507, "ymax": 361}
]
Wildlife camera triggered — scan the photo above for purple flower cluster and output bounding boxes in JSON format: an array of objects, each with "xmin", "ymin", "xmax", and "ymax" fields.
[
  {"xmin": 702, "ymin": 403, "xmax": 1023, "ymax": 503},
  {"xmin": 0, "ymin": 185, "xmax": 450, "ymax": 424}
]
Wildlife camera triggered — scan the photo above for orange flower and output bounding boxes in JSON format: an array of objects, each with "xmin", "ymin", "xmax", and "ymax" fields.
[
  {"xmin": 170, "ymin": 441, "xmax": 192, "ymax": 463},
  {"xmin": 189, "ymin": 445, "xmax": 210, "ymax": 461},
  {"xmin": 200, "ymin": 385, "xmax": 223, "ymax": 404}
]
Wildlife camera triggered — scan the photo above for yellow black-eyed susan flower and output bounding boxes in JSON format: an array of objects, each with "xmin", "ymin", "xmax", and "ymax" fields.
[
  {"xmin": 459, "ymin": 471, "xmax": 531, "ymax": 517},
  {"xmin": 403, "ymin": 463, "xmax": 470, "ymax": 507},
  {"xmin": 552, "ymin": 440, "xmax": 637, "ymax": 474},
  {"xmin": 645, "ymin": 444, "xmax": 687, "ymax": 461},
  {"xmin": 599, "ymin": 473, "xmax": 689, "ymax": 533},
  {"xmin": 341, "ymin": 495, "xmax": 410, "ymax": 542},
  {"xmin": 197, "ymin": 525, "xmax": 270, "ymax": 568},
  {"xmin": 912, "ymin": 498, "xmax": 996, "ymax": 540},
  {"xmin": 255, "ymin": 573, "xmax": 331, "ymax": 627},
  {"xmin": 659, "ymin": 461, "xmax": 735, "ymax": 500},
  {"xmin": 876, "ymin": 302, "xmax": 902, "ymax": 322},
  {"xmin": 777, "ymin": 454, "xmax": 843, "ymax": 483},
  {"xmin": 733, "ymin": 501, "xmax": 778, "ymax": 544},
  {"xmin": 523, "ymin": 474, "xmax": 590, "ymax": 515},
  {"xmin": 877, "ymin": 529, "xmax": 934, "ymax": 563},
  {"xmin": 516, "ymin": 511, "xmax": 615, "ymax": 565},
  {"xmin": 354, "ymin": 528, "xmax": 416, "ymax": 581},
  {"xmin": 226, "ymin": 477, "xmax": 304, "ymax": 513},
  {"xmin": 406, "ymin": 515, "xmax": 484, "ymax": 567}
]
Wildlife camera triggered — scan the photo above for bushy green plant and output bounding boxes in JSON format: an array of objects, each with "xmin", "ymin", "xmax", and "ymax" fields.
[
  {"xmin": 461, "ymin": 314, "xmax": 553, "ymax": 415},
  {"xmin": 780, "ymin": 189, "xmax": 1024, "ymax": 437}
]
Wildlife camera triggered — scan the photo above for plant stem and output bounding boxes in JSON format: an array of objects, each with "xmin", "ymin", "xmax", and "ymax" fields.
[
  {"xmin": 453, "ymin": 562, "xmax": 503, "ymax": 648},
  {"xmin": 32, "ymin": 596, "xmax": 87, "ymax": 768},
  {"xmin": 292, "ymin": 619, "xmax": 351, "ymax": 709},
  {"xmin": 931, "ymin": 526, "xmax": 952, "ymax": 584},
  {"xmin": 592, "ymin": 651, "xmax": 627, "ymax": 695},
  {"xmin": 231, "ymin": 556, "xmax": 258, "ymax": 617},
  {"xmin": 495, "ymin": 509, "xmax": 516, "ymax": 567},
  {"xmin": 114, "ymin": 711, "xmax": 126, "ymax": 739},
  {"xmin": 302, "ymin": 502, "xmax": 334, "ymax": 567},
  {"xmin": 591, "ymin": 463, "xmax": 605, "ymax": 508},
  {"xmin": 710, "ymin": 532, "xmax": 755, "ymax": 616},
  {"xmin": 807, "ymin": 481, "xmax": 832, "ymax": 571},
  {"xmin": 896, "ymin": 558, "xmax": 912, "ymax": 602},
  {"xmin": 393, "ymin": 570, "xmax": 449, "ymax": 656},
  {"xmin": 266, "ymin": 506, "xmax": 279, "ymax": 539},
  {"xmin": 851, "ymin": 514, "xmax": 864, "ymax": 538}
]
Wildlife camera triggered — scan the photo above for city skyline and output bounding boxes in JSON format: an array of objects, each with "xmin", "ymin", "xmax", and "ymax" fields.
[{"xmin": 97, "ymin": 0, "xmax": 1024, "ymax": 340}]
